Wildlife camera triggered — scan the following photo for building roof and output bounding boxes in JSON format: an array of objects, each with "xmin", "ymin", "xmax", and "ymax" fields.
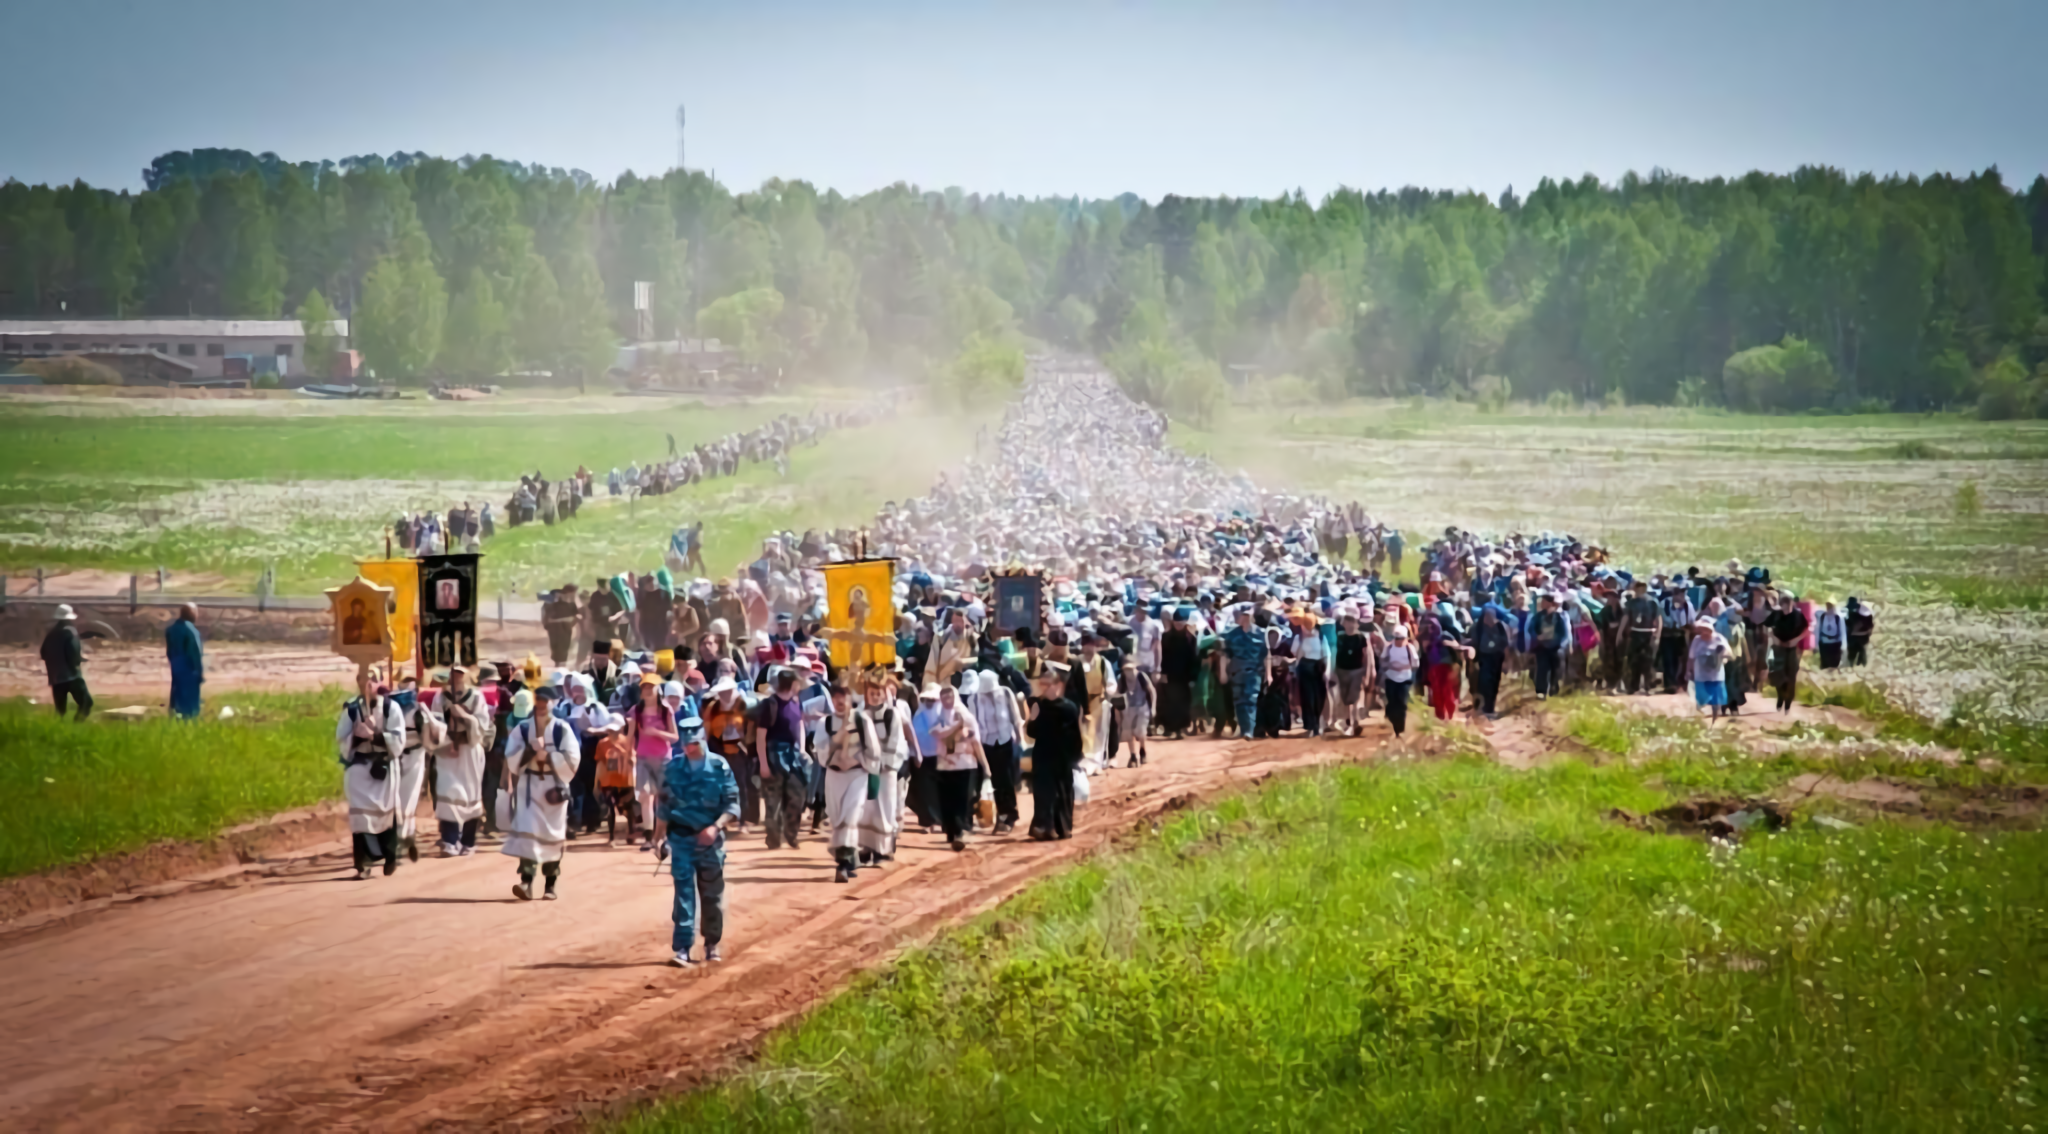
[{"xmin": 0, "ymin": 319, "xmax": 347, "ymax": 338}]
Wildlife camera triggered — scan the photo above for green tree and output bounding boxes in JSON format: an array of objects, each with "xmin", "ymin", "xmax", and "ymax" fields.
[
  {"xmin": 355, "ymin": 232, "xmax": 447, "ymax": 381},
  {"xmin": 295, "ymin": 288, "xmax": 341, "ymax": 379},
  {"xmin": 438, "ymin": 268, "xmax": 513, "ymax": 377},
  {"xmin": 553, "ymin": 246, "xmax": 616, "ymax": 380},
  {"xmin": 697, "ymin": 286, "xmax": 786, "ymax": 364}
]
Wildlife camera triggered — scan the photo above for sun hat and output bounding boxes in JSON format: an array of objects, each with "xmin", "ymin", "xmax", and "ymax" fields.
[
  {"xmin": 709, "ymin": 676, "xmax": 738, "ymax": 696},
  {"xmin": 54, "ymin": 604, "xmax": 77, "ymax": 621},
  {"xmin": 919, "ymin": 683, "xmax": 942, "ymax": 700}
]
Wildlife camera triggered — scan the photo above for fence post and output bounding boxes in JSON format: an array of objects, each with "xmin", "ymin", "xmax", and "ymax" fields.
[
  {"xmin": 1, "ymin": 576, "xmax": 8, "ymax": 610},
  {"xmin": 157, "ymin": 566, "xmax": 167, "ymax": 592},
  {"xmin": 130, "ymin": 574, "xmax": 139, "ymax": 615},
  {"xmin": 35, "ymin": 567, "xmax": 44, "ymax": 595},
  {"xmin": 497, "ymin": 592, "xmax": 505, "ymax": 630}
]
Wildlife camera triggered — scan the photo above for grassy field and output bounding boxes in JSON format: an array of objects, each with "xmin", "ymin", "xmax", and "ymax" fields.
[
  {"xmin": 626, "ymin": 709, "xmax": 2048, "ymax": 1132},
  {"xmin": 0, "ymin": 391, "xmax": 979, "ymax": 595},
  {"xmin": 1176, "ymin": 399, "xmax": 2048, "ymax": 731},
  {"xmin": 0, "ymin": 689, "xmax": 345, "ymax": 877}
]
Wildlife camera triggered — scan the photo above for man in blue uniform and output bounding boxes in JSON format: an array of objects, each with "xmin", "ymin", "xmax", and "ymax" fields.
[
  {"xmin": 660, "ymin": 723, "xmax": 739, "ymax": 968},
  {"xmin": 1221, "ymin": 605, "xmax": 1269, "ymax": 740}
]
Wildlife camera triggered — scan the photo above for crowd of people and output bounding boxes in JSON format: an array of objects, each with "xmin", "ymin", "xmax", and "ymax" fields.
[{"xmin": 320, "ymin": 360, "xmax": 1878, "ymax": 969}]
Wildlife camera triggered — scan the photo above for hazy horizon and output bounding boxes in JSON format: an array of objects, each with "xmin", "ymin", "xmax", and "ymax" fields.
[{"xmin": 5, "ymin": 0, "xmax": 2044, "ymax": 198}]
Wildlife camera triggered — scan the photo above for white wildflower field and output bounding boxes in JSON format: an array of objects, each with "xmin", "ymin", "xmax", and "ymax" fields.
[{"xmin": 0, "ymin": 393, "xmax": 972, "ymax": 598}]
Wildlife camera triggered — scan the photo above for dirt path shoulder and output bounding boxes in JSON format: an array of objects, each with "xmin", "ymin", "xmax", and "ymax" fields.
[{"xmin": 0, "ymin": 728, "xmax": 1394, "ymax": 1132}]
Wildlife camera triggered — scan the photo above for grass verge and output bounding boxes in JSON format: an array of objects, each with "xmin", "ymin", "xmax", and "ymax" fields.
[
  {"xmin": 0, "ymin": 690, "xmax": 345, "ymax": 877},
  {"xmin": 621, "ymin": 755, "xmax": 2048, "ymax": 1132}
]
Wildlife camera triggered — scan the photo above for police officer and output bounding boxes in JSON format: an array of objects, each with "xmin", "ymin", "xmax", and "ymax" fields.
[
  {"xmin": 658, "ymin": 723, "xmax": 739, "ymax": 968},
  {"xmin": 1221, "ymin": 605, "xmax": 1270, "ymax": 739}
]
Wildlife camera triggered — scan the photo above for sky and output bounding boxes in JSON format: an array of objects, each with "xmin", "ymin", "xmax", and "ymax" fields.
[{"xmin": 3, "ymin": 0, "xmax": 2044, "ymax": 199}]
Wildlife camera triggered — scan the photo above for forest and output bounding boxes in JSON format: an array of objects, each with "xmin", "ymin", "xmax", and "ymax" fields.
[{"xmin": 3, "ymin": 147, "xmax": 2045, "ymax": 419}]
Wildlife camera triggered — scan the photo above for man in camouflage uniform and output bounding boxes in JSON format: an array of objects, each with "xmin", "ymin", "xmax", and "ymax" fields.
[
  {"xmin": 660, "ymin": 725, "xmax": 739, "ymax": 968},
  {"xmin": 1220, "ymin": 605, "xmax": 1270, "ymax": 740},
  {"xmin": 1617, "ymin": 578, "xmax": 1662, "ymax": 695}
]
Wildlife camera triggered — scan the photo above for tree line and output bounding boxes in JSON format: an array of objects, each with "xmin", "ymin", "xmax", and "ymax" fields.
[{"xmin": 2, "ymin": 151, "xmax": 2044, "ymax": 417}]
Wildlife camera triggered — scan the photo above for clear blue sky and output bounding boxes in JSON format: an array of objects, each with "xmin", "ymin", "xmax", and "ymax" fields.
[{"xmin": 4, "ymin": 0, "xmax": 2043, "ymax": 198}]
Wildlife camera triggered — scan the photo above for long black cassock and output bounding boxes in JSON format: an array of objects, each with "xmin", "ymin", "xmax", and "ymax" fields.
[{"xmin": 1026, "ymin": 695, "xmax": 1083, "ymax": 840}]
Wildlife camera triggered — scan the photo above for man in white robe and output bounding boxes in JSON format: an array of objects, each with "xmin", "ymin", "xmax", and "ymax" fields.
[
  {"xmin": 335, "ymin": 672, "xmax": 406, "ymax": 880},
  {"xmin": 856, "ymin": 675, "xmax": 913, "ymax": 865},
  {"xmin": 434, "ymin": 666, "xmax": 493, "ymax": 856},
  {"xmin": 395, "ymin": 681, "xmax": 443, "ymax": 863},
  {"xmin": 501, "ymin": 685, "xmax": 580, "ymax": 900},
  {"xmin": 819, "ymin": 683, "xmax": 879, "ymax": 883}
]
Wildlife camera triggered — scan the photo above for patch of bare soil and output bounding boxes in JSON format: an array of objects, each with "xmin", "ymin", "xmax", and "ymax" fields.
[
  {"xmin": 0, "ymin": 730, "xmax": 1393, "ymax": 1133},
  {"xmin": 1784, "ymin": 772, "xmax": 2044, "ymax": 829},
  {"xmin": 1607, "ymin": 797, "xmax": 1793, "ymax": 839}
]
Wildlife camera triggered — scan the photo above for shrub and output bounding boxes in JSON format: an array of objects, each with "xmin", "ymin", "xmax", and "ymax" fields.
[
  {"xmin": 1469, "ymin": 374, "xmax": 1511, "ymax": 413},
  {"xmin": 1543, "ymin": 389, "xmax": 1574, "ymax": 412},
  {"xmin": 1953, "ymin": 480, "xmax": 1981, "ymax": 519},
  {"xmin": 1722, "ymin": 335, "xmax": 1837, "ymax": 412}
]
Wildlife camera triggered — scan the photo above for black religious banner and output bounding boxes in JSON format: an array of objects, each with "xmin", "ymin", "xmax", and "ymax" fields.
[
  {"xmin": 417, "ymin": 552, "xmax": 481, "ymax": 669},
  {"xmin": 991, "ymin": 571, "xmax": 1044, "ymax": 641}
]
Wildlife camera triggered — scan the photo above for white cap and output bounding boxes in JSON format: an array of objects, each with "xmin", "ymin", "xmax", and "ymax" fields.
[{"xmin": 54, "ymin": 604, "xmax": 77, "ymax": 621}]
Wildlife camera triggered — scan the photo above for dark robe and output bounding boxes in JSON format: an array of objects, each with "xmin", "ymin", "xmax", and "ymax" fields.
[
  {"xmin": 1026, "ymin": 696, "xmax": 1082, "ymax": 840},
  {"xmin": 1158, "ymin": 627, "xmax": 1199, "ymax": 735}
]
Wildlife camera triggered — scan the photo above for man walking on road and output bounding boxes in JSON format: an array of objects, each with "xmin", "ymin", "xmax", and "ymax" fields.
[
  {"xmin": 41, "ymin": 605, "xmax": 92, "ymax": 721},
  {"xmin": 753, "ymin": 669, "xmax": 812, "ymax": 850},
  {"xmin": 660, "ymin": 728, "xmax": 739, "ymax": 967},
  {"xmin": 166, "ymin": 604, "xmax": 203, "ymax": 720},
  {"xmin": 337, "ymin": 671, "xmax": 406, "ymax": 880}
]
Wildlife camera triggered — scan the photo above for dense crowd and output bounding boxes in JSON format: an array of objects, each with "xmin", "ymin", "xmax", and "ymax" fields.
[{"xmin": 313, "ymin": 361, "xmax": 1878, "ymax": 967}]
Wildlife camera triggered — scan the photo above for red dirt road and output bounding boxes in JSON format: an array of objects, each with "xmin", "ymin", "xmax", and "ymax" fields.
[{"xmin": 0, "ymin": 729, "xmax": 1395, "ymax": 1132}]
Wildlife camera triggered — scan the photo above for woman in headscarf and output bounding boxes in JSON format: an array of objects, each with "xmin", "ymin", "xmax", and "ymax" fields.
[
  {"xmin": 1845, "ymin": 598, "xmax": 1876, "ymax": 666},
  {"xmin": 1471, "ymin": 603, "xmax": 1513, "ymax": 717},
  {"xmin": 1688, "ymin": 618, "xmax": 1733, "ymax": 720},
  {"xmin": 1741, "ymin": 586, "xmax": 1774, "ymax": 692},
  {"xmin": 1420, "ymin": 601, "xmax": 1467, "ymax": 721},
  {"xmin": 1710, "ymin": 598, "xmax": 1750, "ymax": 714}
]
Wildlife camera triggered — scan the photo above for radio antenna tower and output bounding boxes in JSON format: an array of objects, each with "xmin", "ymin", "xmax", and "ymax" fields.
[{"xmin": 675, "ymin": 104, "xmax": 686, "ymax": 172}]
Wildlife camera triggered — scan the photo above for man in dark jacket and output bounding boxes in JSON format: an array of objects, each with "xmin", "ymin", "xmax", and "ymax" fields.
[
  {"xmin": 1026, "ymin": 664, "xmax": 1083, "ymax": 841},
  {"xmin": 1157, "ymin": 613, "xmax": 1200, "ymax": 739},
  {"xmin": 41, "ymin": 605, "xmax": 91, "ymax": 721}
]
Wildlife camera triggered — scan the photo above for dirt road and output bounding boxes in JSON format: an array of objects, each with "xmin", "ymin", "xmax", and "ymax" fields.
[{"xmin": 0, "ymin": 729, "xmax": 1395, "ymax": 1132}]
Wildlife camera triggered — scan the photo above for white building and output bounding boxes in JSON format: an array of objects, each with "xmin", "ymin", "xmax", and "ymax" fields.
[{"xmin": 0, "ymin": 319, "xmax": 349, "ymax": 381}]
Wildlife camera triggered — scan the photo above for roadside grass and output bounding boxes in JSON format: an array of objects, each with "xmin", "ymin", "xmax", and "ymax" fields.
[
  {"xmin": 0, "ymin": 690, "xmax": 345, "ymax": 877},
  {"xmin": 622, "ymin": 755, "xmax": 2048, "ymax": 1132}
]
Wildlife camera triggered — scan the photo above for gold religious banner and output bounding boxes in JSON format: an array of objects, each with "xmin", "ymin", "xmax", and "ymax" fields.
[
  {"xmin": 821, "ymin": 559, "xmax": 897, "ymax": 670},
  {"xmin": 355, "ymin": 557, "xmax": 419, "ymax": 665},
  {"xmin": 327, "ymin": 576, "xmax": 396, "ymax": 669}
]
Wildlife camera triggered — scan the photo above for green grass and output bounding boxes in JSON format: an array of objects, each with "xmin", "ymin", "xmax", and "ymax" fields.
[
  {"xmin": 623, "ymin": 756, "xmax": 2048, "ymax": 1132},
  {"xmin": 0, "ymin": 690, "xmax": 347, "ymax": 877},
  {"xmin": 0, "ymin": 400, "xmax": 769, "ymax": 482}
]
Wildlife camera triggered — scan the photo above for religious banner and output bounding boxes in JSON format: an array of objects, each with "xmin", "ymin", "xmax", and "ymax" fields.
[
  {"xmin": 355, "ymin": 557, "xmax": 419, "ymax": 665},
  {"xmin": 326, "ymin": 576, "xmax": 395, "ymax": 669},
  {"xmin": 821, "ymin": 559, "xmax": 897, "ymax": 670},
  {"xmin": 417, "ymin": 552, "xmax": 481, "ymax": 669},
  {"xmin": 991, "ymin": 571, "xmax": 1045, "ymax": 641}
]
